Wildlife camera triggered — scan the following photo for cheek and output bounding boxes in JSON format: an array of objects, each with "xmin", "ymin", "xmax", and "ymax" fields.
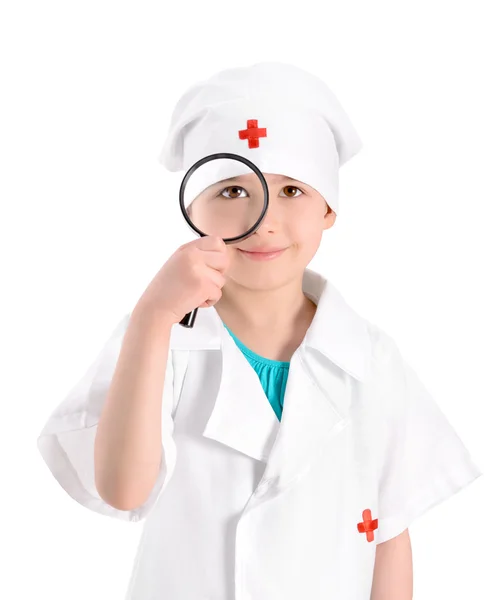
[{"xmin": 292, "ymin": 215, "xmax": 325, "ymax": 246}]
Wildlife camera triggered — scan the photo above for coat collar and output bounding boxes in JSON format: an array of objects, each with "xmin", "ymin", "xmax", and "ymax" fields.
[
  {"xmin": 169, "ymin": 268, "xmax": 373, "ymax": 497},
  {"xmin": 169, "ymin": 267, "xmax": 372, "ymax": 383}
]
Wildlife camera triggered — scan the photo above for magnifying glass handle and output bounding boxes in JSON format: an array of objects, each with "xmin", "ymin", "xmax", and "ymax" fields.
[{"xmin": 179, "ymin": 308, "xmax": 198, "ymax": 328}]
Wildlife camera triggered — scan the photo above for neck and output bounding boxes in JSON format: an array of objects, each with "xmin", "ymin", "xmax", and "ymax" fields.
[{"xmin": 214, "ymin": 273, "xmax": 316, "ymax": 332}]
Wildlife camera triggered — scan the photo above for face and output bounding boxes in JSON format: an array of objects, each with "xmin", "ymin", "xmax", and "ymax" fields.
[{"xmin": 218, "ymin": 172, "xmax": 336, "ymax": 291}]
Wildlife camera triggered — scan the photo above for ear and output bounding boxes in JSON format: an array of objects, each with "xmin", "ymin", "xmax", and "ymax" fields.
[{"xmin": 323, "ymin": 203, "xmax": 336, "ymax": 229}]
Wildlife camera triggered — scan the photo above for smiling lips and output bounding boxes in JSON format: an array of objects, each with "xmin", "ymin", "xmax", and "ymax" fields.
[{"xmin": 237, "ymin": 247, "xmax": 288, "ymax": 261}]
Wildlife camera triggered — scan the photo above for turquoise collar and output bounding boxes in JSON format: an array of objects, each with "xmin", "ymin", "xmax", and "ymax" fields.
[{"xmin": 223, "ymin": 323, "xmax": 290, "ymax": 368}]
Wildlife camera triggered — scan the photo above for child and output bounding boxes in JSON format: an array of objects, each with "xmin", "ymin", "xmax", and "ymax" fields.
[{"xmin": 37, "ymin": 62, "xmax": 482, "ymax": 600}]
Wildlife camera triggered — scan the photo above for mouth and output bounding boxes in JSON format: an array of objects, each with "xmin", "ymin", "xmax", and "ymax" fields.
[{"xmin": 237, "ymin": 247, "xmax": 288, "ymax": 261}]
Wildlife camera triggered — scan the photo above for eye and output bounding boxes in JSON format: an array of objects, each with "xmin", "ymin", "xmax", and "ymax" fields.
[
  {"xmin": 221, "ymin": 186, "xmax": 249, "ymax": 199},
  {"xmin": 280, "ymin": 185, "xmax": 303, "ymax": 198}
]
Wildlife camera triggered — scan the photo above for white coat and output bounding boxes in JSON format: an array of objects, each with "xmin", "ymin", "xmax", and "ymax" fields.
[{"xmin": 37, "ymin": 268, "xmax": 482, "ymax": 599}]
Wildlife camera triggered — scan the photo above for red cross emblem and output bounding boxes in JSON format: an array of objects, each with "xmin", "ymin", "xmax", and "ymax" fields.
[
  {"xmin": 357, "ymin": 509, "xmax": 379, "ymax": 542},
  {"xmin": 238, "ymin": 119, "xmax": 267, "ymax": 148}
]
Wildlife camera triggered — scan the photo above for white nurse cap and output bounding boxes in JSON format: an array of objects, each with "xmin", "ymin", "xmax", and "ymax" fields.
[{"xmin": 158, "ymin": 61, "xmax": 362, "ymax": 215}]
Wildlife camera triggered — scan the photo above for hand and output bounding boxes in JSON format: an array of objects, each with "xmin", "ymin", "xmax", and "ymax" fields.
[{"xmin": 136, "ymin": 235, "xmax": 230, "ymax": 326}]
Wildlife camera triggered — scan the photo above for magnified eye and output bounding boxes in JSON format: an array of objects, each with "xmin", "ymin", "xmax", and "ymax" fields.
[
  {"xmin": 221, "ymin": 186, "xmax": 249, "ymax": 199},
  {"xmin": 280, "ymin": 186, "xmax": 303, "ymax": 198}
]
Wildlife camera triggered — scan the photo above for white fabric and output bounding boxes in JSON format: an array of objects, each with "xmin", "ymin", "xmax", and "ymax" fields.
[
  {"xmin": 158, "ymin": 62, "xmax": 363, "ymax": 215},
  {"xmin": 37, "ymin": 268, "xmax": 482, "ymax": 599}
]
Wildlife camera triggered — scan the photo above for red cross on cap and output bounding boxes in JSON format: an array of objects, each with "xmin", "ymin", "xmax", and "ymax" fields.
[
  {"xmin": 357, "ymin": 509, "xmax": 379, "ymax": 542},
  {"xmin": 238, "ymin": 119, "xmax": 267, "ymax": 148}
]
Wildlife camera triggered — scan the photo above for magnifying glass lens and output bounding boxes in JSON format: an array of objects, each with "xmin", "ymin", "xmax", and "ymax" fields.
[{"xmin": 181, "ymin": 158, "xmax": 266, "ymax": 240}]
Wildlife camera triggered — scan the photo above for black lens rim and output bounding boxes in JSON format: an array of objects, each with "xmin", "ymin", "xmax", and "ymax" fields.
[{"xmin": 179, "ymin": 152, "xmax": 270, "ymax": 243}]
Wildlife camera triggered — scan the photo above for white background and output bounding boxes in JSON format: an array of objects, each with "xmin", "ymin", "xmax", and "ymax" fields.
[{"xmin": 1, "ymin": 1, "xmax": 499, "ymax": 598}]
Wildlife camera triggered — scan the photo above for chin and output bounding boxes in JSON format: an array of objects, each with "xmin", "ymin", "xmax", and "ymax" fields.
[{"xmin": 228, "ymin": 263, "xmax": 304, "ymax": 291}]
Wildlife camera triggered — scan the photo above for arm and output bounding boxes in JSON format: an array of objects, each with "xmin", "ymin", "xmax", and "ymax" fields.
[
  {"xmin": 370, "ymin": 529, "xmax": 413, "ymax": 600},
  {"xmin": 94, "ymin": 303, "xmax": 176, "ymax": 511}
]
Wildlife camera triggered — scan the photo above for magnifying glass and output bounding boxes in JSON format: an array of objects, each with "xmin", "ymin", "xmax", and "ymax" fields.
[{"xmin": 179, "ymin": 152, "xmax": 269, "ymax": 328}]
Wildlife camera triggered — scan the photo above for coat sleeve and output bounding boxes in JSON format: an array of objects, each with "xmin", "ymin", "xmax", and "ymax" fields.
[
  {"xmin": 374, "ymin": 336, "xmax": 483, "ymax": 544},
  {"xmin": 36, "ymin": 314, "xmax": 177, "ymax": 523}
]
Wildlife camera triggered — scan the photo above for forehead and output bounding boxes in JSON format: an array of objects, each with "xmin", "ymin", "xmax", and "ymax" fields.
[
  {"xmin": 264, "ymin": 173, "xmax": 300, "ymax": 184},
  {"xmin": 219, "ymin": 172, "xmax": 306, "ymax": 186}
]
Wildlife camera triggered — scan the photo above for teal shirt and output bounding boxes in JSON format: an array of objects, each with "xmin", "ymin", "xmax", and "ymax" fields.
[{"xmin": 223, "ymin": 323, "xmax": 290, "ymax": 421}]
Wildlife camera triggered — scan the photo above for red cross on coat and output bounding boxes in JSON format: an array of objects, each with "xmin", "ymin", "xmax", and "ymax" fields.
[
  {"xmin": 238, "ymin": 119, "xmax": 267, "ymax": 148},
  {"xmin": 357, "ymin": 509, "xmax": 379, "ymax": 542}
]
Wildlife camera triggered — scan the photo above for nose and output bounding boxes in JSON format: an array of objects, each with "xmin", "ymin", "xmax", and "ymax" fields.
[{"xmin": 255, "ymin": 194, "xmax": 282, "ymax": 233}]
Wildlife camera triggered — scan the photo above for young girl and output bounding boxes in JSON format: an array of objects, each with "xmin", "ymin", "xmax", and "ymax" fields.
[{"xmin": 37, "ymin": 62, "xmax": 482, "ymax": 600}]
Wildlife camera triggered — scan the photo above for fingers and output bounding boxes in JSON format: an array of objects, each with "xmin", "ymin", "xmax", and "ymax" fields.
[
  {"xmin": 198, "ymin": 282, "xmax": 223, "ymax": 308},
  {"xmin": 198, "ymin": 249, "xmax": 231, "ymax": 273},
  {"xmin": 194, "ymin": 235, "xmax": 226, "ymax": 252},
  {"xmin": 182, "ymin": 236, "xmax": 230, "ymax": 273}
]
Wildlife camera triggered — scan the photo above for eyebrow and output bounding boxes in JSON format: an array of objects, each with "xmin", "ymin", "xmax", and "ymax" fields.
[
  {"xmin": 212, "ymin": 177, "xmax": 245, "ymax": 185},
  {"xmin": 214, "ymin": 175, "xmax": 302, "ymax": 185},
  {"xmin": 268, "ymin": 175, "xmax": 296, "ymax": 182},
  {"xmin": 267, "ymin": 175, "xmax": 308, "ymax": 187}
]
